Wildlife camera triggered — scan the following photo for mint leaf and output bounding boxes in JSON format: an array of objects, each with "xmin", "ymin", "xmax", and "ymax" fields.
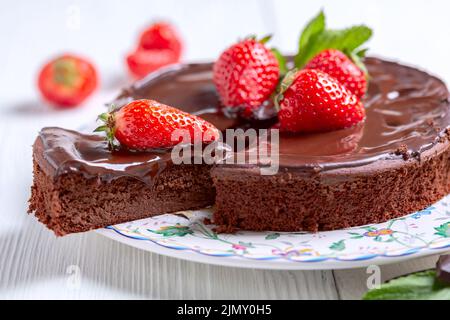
[
  {"xmin": 347, "ymin": 49, "xmax": 368, "ymax": 78},
  {"xmin": 294, "ymin": 11, "xmax": 373, "ymax": 70},
  {"xmin": 259, "ymin": 34, "xmax": 272, "ymax": 44},
  {"xmin": 363, "ymin": 270, "xmax": 450, "ymax": 300},
  {"xmin": 298, "ymin": 10, "xmax": 325, "ymax": 53},
  {"xmin": 271, "ymin": 48, "xmax": 287, "ymax": 76}
]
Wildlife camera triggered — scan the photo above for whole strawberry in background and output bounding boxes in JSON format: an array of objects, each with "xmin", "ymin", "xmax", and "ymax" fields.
[
  {"xmin": 38, "ymin": 54, "xmax": 98, "ymax": 108},
  {"xmin": 276, "ymin": 69, "xmax": 365, "ymax": 133},
  {"xmin": 127, "ymin": 22, "xmax": 183, "ymax": 79},
  {"xmin": 305, "ymin": 49, "xmax": 367, "ymax": 99},
  {"xmin": 138, "ymin": 22, "xmax": 182, "ymax": 57},
  {"xmin": 96, "ymin": 99, "xmax": 219, "ymax": 150},
  {"xmin": 213, "ymin": 37, "xmax": 280, "ymax": 117}
]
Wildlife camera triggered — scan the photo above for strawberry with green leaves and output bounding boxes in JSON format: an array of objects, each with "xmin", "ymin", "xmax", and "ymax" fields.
[
  {"xmin": 96, "ymin": 99, "xmax": 219, "ymax": 150},
  {"xmin": 273, "ymin": 11, "xmax": 372, "ymax": 133},
  {"xmin": 294, "ymin": 11, "xmax": 372, "ymax": 71},
  {"xmin": 213, "ymin": 37, "xmax": 281, "ymax": 117},
  {"xmin": 275, "ymin": 69, "xmax": 365, "ymax": 133},
  {"xmin": 295, "ymin": 11, "xmax": 372, "ymax": 99}
]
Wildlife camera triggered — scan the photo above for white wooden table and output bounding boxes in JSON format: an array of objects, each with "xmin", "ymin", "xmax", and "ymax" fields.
[{"xmin": 0, "ymin": 0, "xmax": 448, "ymax": 299}]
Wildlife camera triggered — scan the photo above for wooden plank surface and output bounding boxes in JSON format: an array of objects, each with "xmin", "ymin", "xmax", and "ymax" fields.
[{"xmin": 0, "ymin": 0, "xmax": 448, "ymax": 300}]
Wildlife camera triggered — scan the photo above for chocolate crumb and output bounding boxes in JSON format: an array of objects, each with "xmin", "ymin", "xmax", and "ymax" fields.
[
  {"xmin": 203, "ymin": 217, "xmax": 212, "ymax": 225},
  {"xmin": 395, "ymin": 144, "xmax": 410, "ymax": 160},
  {"xmin": 312, "ymin": 166, "xmax": 322, "ymax": 174}
]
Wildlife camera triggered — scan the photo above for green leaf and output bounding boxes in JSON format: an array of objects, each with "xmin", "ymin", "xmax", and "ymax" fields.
[
  {"xmin": 373, "ymin": 235, "xmax": 383, "ymax": 242},
  {"xmin": 270, "ymin": 48, "xmax": 287, "ymax": 76},
  {"xmin": 94, "ymin": 125, "xmax": 108, "ymax": 132},
  {"xmin": 434, "ymin": 222, "xmax": 450, "ymax": 238},
  {"xmin": 294, "ymin": 11, "xmax": 373, "ymax": 71},
  {"xmin": 298, "ymin": 10, "xmax": 325, "ymax": 54},
  {"xmin": 238, "ymin": 241, "xmax": 254, "ymax": 248},
  {"xmin": 149, "ymin": 225, "xmax": 193, "ymax": 237},
  {"xmin": 363, "ymin": 270, "xmax": 450, "ymax": 300},
  {"xmin": 329, "ymin": 240, "xmax": 345, "ymax": 251},
  {"xmin": 295, "ymin": 24, "xmax": 373, "ymax": 69},
  {"xmin": 95, "ymin": 110, "xmax": 117, "ymax": 150},
  {"xmin": 355, "ymin": 47, "xmax": 369, "ymax": 58},
  {"xmin": 97, "ymin": 112, "xmax": 109, "ymax": 122},
  {"xmin": 259, "ymin": 34, "xmax": 272, "ymax": 44},
  {"xmin": 274, "ymin": 68, "xmax": 298, "ymax": 111},
  {"xmin": 347, "ymin": 50, "xmax": 369, "ymax": 78},
  {"xmin": 265, "ymin": 233, "xmax": 280, "ymax": 240}
]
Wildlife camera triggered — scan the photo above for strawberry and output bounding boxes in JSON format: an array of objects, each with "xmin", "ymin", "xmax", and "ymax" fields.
[
  {"xmin": 38, "ymin": 54, "xmax": 98, "ymax": 108},
  {"xmin": 212, "ymin": 38, "xmax": 279, "ymax": 116},
  {"xmin": 126, "ymin": 48, "xmax": 178, "ymax": 79},
  {"xmin": 305, "ymin": 49, "xmax": 367, "ymax": 99},
  {"xmin": 276, "ymin": 69, "xmax": 365, "ymax": 133},
  {"xmin": 138, "ymin": 22, "xmax": 183, "ymax": 58},
  {"xmin": 96, "ymin": 99, "xmax": 219, "ymax": 150},
  {"xmin": 126, "ymin": 22, "xmax": 183, "ymax": 79}
]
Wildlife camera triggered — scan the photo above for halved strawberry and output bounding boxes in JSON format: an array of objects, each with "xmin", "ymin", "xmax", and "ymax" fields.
[
  {"xmin": 126, "ymin": 22, "xmax": 183, "ymax": 79},
  {"xmin": 126, "ymin": 49, "xmax": 178, "ymax": 79}
]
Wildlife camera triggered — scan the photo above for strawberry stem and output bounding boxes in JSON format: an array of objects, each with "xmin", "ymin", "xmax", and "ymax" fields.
[
  {"xmin": 274, "ymin": 69, "xmax": 298, "ymax": 112},
  {"xmin": 94, "ymin": 105, "xmax": 117, "ymax": 150},
  {"xmin": 53, "ymin": 58, "xmax": 79, "ymax": 87},
  {"xmin": 259, "ymin": 34, "xmax": 272, "ymax": 44}
]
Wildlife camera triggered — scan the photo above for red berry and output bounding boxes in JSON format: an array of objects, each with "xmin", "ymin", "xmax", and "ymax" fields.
[
  {"xmin": 277, "ymin": 69, "xmax": 365, "ymax": 133},
  {"xmin": 213, "ymin": 39, "xmax": 279, "ymax": 115},
  {"xmin": 138, "ymin": 22, "xmax": 182, "ymax": 58},
  {"xmin": 126, "ymin": 22, "xmax": 183, "ymax": 79},
  {"xmin": 38, "ymin": 54, "xmax": 98, "ymax": 108},
  {"xmin": 126, "ymin": 48, "xmax": 178, "ymax": 79},
  {"xmin": 305, "ymin": 49, "xmax": 366, "ymax": 99},
  {"xmin": 99, "ymin": 99, "xmax": 219, "ymax": 150}
]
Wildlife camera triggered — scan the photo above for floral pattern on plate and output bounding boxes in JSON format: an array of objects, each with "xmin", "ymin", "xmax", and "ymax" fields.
[{"xmin": 104, "ymin": 196, "xmax": 450, "ymax": 264}]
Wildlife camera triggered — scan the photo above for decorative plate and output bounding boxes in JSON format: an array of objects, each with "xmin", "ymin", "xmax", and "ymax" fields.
[{"xmin": 97, "ymin": 196, "xmax": 450, "ymax": 270}]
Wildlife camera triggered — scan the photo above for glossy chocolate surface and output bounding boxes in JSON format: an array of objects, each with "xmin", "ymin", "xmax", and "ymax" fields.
[{"xmin": 38, "ymin": 58, "xmax": 450, "ymax": 183}]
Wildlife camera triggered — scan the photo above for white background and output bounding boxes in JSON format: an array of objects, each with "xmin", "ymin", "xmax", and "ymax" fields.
[{"xmin": 0, "ymin": 0, "xmax": 448, "ymax": 299}]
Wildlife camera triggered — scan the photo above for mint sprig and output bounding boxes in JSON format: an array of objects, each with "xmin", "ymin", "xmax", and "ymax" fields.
[
  {"xmin": 294, "ymin": 11, "xmax": 373, "ymax": 74},
  {"xmin": 270, "ymin": 48, "xmax": 288, "ymax": 76},
  {"xmin": 363, "ymin": 270, "xmax": 450, "ymax": 300}
]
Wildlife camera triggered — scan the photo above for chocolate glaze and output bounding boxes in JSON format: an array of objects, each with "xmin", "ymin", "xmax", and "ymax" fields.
[{"xmin": 38, "ymin": 58, "xmax": 450, "ymax": 184}]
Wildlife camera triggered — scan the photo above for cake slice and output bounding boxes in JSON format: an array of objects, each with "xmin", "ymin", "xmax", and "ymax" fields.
[{"xmin": 29, "ymin": 128, "xmax": 214, "ymax": 236}]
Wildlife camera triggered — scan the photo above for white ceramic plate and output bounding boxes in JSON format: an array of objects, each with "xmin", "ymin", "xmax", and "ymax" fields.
[{"xmin": 96, "ymin": 195, "xmax": 450, "ymax": 270}]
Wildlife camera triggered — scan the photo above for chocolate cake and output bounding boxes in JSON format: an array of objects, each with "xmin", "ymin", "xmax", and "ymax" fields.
[{"xmin": 29, "ymin": 58, "xmax": 450, "ymax": 235}]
